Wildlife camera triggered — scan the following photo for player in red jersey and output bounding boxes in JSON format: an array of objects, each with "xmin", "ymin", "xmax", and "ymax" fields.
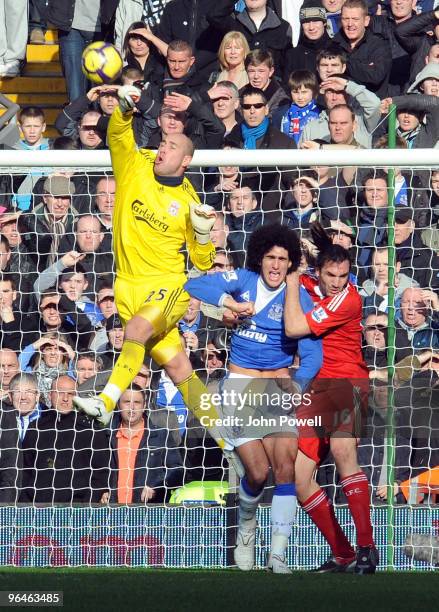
[{"xmin": 284, "ymin": 224, "xmax": 378, "ymax": 575}]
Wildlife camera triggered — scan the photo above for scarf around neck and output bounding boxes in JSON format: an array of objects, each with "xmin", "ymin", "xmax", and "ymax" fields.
[
  {"xmin": 241, "ymin": 117, "xmax": 269, "ymax": 149},
  {"xmin": 280, "ymin": 100, "xmax": 319, "ymax": 144}
]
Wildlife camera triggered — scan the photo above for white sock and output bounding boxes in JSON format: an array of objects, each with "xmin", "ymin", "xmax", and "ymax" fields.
[
  {"xmin": 238, "ymin": 477, "xmax": 264, "ymax": 532},
  {"xmin": 271, "ymin": 483, "xmax": 297, "ymax": 558}
]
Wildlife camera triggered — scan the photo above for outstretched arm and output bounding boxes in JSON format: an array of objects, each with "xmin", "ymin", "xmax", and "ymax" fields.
[{"xmin": 108, "ymin": 86, "xmax": 144, "ymax": 181}]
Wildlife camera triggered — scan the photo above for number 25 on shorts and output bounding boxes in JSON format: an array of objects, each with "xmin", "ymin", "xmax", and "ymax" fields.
[{"xmin": 145, "ymin": 288, "xmax": 168, "ymax": 303}]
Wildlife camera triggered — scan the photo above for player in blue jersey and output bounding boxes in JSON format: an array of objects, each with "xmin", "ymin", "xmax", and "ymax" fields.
[{"xmin": 185, "ymin": 224, "xmax": 322, "ymax": 573}]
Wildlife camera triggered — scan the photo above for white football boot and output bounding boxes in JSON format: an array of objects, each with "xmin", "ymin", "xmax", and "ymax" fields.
[{"xmin": 234, "ymin": 528, "xmax": 256, "ymax": 571}]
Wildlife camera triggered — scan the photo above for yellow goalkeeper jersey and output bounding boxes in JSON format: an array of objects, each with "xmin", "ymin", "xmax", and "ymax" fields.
[{"xmin": 108, "ymin": 106, "xmax": 215, "ymax": 281}]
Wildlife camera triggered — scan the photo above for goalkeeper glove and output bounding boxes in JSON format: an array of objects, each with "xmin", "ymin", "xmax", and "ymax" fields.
[
  {"xmin": 118, "ymin": 85, "xmax": 141, "ymax": 114},
  {"xmin": 189, "ymin": 203, "xmax": 216, "ymax": 245}
]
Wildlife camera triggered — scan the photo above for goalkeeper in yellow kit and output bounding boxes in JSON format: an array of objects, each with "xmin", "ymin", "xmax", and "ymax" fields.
[{"xmin": 74, "ymin": 86, "xmax": 241, "ymax": 464}]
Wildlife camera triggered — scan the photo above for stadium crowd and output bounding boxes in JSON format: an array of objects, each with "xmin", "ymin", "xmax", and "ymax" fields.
[{"xmin": 0, "ymin": 0, "xmax": 438, "ymax": 509}]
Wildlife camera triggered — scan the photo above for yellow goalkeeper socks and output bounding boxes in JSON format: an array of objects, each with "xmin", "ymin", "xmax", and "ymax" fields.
[
  {"xmin": 176, "ymin": 372, "xmax": 226, "ymax": 450},
  {"xmin": 100, "ymin": 339, "xmax": 146, "ymax": 412}
]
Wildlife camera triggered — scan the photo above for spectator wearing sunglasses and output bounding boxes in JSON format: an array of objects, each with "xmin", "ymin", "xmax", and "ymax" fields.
[
  {"xmin": 226, "ymin": 85, "xmax": 295, "ymax": 152},
  {"xmin": 225, "ymin": 85, "xmax": 295, "ymax": 215}
]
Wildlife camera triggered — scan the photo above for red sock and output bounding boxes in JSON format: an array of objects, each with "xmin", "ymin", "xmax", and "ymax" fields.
[
  {"xmin": 302, "ymin": 490, "xmax": 355, "ymax": 562},
  {"xmin": 340, "ymin": 471, "xmax": 374, "ymax": 548}
]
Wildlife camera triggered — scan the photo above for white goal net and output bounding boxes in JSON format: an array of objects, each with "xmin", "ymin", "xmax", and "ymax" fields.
[{"xmin": 0, "ymin": 149, "xmax": 438, "ymax": 570}]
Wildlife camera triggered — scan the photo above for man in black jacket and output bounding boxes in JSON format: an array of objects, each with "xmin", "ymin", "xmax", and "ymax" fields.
[
  {"xmin": 368, "ymin": 0, "xmax": 416, "ymax": 95},
  {"xmin": 160, "ymin": 39, "xmax": 211, "ymax": 95},
  {"xmin": 206, "ymin": 0, "xmax": 292, "ymax": 79},
  {"xmin": 103, "ymin": 386, "xmax": 184, "ymax": 504},
  {"xmin": 57, "ymin": 214, "xmax": 115, "ymax": 291},
  {"xmin": 334, "ymin": 0, "xmax": 392, "ymax": 98},
  {"xmin": 0, "ymin": 274, "xmax": 38, "ymax": 352},
  {"xmin": 20, "ymin": 375, "xmax": 110, "ymax": 503},
  {"xmin": 0, "ymin": 372, "xmax": 44, "ymax": 502},
  {"xmin": 362, "ymin": 312, "xmax": 388, "ymax": 370},
  {"xmin": 155, "ymin": 0, "xmax": 224, "ymax": 82},
  {"xmin": 22, "ymin": 175, "xmax": 78, "ymax": 273},
  {"xmin": 226, "ymin": 185, "xmax": 263, "ymax": 267},
  {"xmin": 0, "ymin": 235, "xmax": 36, "ymax": 313},
  {"xmin": 283, "ymin": 1, "xmax": 332, "ymax": 81}
]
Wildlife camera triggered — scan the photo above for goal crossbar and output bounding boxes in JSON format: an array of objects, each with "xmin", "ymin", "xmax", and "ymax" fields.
[{"xmin": 0, "ymin": 148, "xmax": 438, "ymax": 169}]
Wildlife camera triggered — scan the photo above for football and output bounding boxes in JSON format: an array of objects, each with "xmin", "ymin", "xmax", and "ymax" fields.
[{"xmin": 81, "ymin": 41, "xmax": 123, "ymax": 84}]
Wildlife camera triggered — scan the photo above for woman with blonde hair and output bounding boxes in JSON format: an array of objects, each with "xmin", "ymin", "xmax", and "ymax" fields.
[{"xmin": 216, "ymin": 31, "xmax": 250, "ymax": 89}]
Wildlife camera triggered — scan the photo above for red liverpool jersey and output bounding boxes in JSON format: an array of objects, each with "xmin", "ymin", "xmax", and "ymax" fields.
[{"xmin": 300, "ymin": 274, "xmax": 369, "ymax": 379}]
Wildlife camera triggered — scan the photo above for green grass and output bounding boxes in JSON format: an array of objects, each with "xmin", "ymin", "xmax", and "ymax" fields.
[{"xmin": 0, "ymin": 569, "xmax": 438, "ymax": 612}]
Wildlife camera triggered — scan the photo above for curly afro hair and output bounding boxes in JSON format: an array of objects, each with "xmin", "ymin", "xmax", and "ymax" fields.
[{"xmin": 246, "ymin": 224, "xmax": 301, "ymax": 274}]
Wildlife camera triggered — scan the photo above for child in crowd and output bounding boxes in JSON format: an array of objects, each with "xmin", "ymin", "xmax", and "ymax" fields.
[
  {"xmin": 12, "ymin": 107, "xmax": 51, "ymax": 211},
  {"xmin": 275, "ymin": 70, "xmax": 320, "ymax": 145},
  {"xmin": 14, "ymin": 107, "xmax": 49, "ymax": 151}
]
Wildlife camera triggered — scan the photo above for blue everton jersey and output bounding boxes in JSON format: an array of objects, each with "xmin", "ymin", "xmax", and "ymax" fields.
[{"xmin": 185, "ymin": 269, "xmax": 322, "ymax": 387}]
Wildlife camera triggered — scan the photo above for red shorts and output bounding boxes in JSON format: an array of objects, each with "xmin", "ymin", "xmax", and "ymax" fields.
[
  {"xmin": 298, "ymin": 436, "xmax": 331, "ymax": 465},
  {"xmin": 297, "ymin": 377, "xmax": 369, "ymax": 465}
]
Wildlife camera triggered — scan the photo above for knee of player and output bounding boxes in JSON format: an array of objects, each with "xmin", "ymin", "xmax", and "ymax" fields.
[
  {"xmin": 273, "ymin": 464, "xmax": 295, "ymax": 485},
  {"xmin": 246, "ymin": 465, "xmax": 269, "ymax": 490},
  {"xmin": 330, "ymin": 439, "xmax": 356, "ymax": 467}
]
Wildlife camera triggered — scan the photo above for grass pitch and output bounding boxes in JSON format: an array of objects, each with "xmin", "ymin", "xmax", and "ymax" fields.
[{"xmin": 0, "ymin": 568, "xmax": 438, "ymax": 612}]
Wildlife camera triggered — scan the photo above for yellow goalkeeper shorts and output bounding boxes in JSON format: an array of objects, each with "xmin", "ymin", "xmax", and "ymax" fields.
[{"xmin": 114, "ymin": 274, "xmax": 189, "ymax": 366}]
